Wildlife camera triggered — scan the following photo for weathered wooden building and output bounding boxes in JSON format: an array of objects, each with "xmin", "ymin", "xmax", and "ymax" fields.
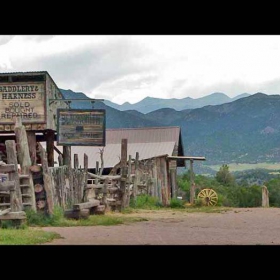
[
  {"xmin": 0, "ymin": 71, "xmax": 69, "ymax": 212},
  {"xmin": 0, "ymin": 71, "xmax": 69, "ymax": 165}
]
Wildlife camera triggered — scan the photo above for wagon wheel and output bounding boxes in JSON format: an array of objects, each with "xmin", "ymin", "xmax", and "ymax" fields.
[{"xmin": 197, "ymin": 189, "xmax": 218, "ymax": 206}]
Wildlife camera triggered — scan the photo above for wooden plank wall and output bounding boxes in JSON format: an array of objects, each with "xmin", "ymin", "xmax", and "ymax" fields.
[
  {"xmin": 131, "ymin": 156, "xmax": 172, "ymax": 206},
  {"xmin": 49, "ymin": 158, "xmax": 87, "ymax": 209}
]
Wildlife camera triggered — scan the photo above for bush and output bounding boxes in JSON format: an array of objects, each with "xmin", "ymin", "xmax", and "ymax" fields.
[
  {"xmin": 169, "ymin": 198, "xmax": 185, "ymax": 208},
  {"xmin": 130, "ymin": 194, "xmax": 162, "ymax": 209},
  {"xmin": 26, "ymin": 206, "xmax": 64, "ymax": 227}
]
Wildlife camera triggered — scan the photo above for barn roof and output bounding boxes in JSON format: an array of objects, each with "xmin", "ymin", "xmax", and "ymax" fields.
[{"xmin": 53, "ymin": 126, "xmax": 185, "ymax": 168}]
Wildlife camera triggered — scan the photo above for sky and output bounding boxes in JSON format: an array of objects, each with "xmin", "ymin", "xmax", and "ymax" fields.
[{"xmin": 1, "ymin": 35, "xmax": 280, "ymax": 104}]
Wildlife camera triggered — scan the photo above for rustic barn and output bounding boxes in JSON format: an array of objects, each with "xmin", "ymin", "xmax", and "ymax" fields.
[{"xmin": 51, "ymin": 126, "xmax": 185, "ymax": 204}]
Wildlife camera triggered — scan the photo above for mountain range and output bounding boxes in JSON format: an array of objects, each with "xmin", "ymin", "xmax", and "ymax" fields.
[
  {"xmin": 59, "ymin": 89, "xmax": 280, "ymax": 165},
  {"xmin": 103, "ymin": 92, "xmax": 251, "ymax": 113}
]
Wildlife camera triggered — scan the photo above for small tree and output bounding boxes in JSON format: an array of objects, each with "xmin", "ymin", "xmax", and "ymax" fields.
[{"xmin": 215, "ymin": 164, "xmax": 235, "ymax": 186}]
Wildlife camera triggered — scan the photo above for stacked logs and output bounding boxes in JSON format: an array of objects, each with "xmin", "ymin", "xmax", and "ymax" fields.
[{"xmin": 30, "ymin": 165, "xmax": 47, "ymax": 212}]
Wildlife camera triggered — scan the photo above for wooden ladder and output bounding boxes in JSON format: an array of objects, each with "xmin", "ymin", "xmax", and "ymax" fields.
[{"xmin": 19, "ymin": 174, "xmax": 33, "ymax": 209}]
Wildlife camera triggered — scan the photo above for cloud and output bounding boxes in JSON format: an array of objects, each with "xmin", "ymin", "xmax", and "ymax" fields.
[
  {"xmin": 19, "ymin": 35, "xmax": 56, "ymax": 42},
  {"xmin": 9, "ymin": 37, "xmax": 156, "ymax": 94},
  {"xmin": 258, "ymin": 78, "xmax": 280, "ymax": 94},
  {"xmin": 0, "ymin": 36, "xmax": 15, "ymax": 46}
]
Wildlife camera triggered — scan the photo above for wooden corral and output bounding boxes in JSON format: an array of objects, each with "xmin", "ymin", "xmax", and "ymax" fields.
[{"xmin": 45, "ymin": 127, "xmax": 186, "ymax": 205}]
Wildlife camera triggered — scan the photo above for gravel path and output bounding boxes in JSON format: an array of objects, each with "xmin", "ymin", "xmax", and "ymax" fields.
[{"xmin": 42, "ymin": 208, "xmax": 280, "ymax": 245}]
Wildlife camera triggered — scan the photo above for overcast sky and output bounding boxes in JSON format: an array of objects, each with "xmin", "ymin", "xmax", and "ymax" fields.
[{"xmin": 1, "ymin": 35, "xmax": 280, "ymax": 104}]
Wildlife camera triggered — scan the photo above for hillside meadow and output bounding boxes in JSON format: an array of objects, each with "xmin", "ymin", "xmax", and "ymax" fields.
[{"xmin": 208, "ymin": 162, "xmax": 280, "ymax": 172}]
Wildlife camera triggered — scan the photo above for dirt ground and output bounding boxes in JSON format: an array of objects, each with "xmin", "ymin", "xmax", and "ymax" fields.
[{"xmin": 42, "ymin": 207, "xmax": 280, "ymax": 245}]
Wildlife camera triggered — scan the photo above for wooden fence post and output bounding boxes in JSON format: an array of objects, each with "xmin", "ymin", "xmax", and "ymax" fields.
[
  {"xmin": 38, "ymin": 143, "xmax": 54, "ymax": 215},
  {"xmin": 189, "ymin": 159, "xmax": 195, "ymax": 204},
  {"xmin": 126, "ymin": 155, "xmax": 132, "ymax": 207},
  {"xmin": 132, "ymin": 152, "xmax": 139, "ymax": 202},
  {"xmin": 63, "ymin": 146, "xmax": 71, "ymax": 166},
  {"xmin": 262, "ymin": 185, "xmax": 269, "ymax": 207},
  {"xmin": 120, "ymin": 139, "xmax": 128, "ymax": 209}
]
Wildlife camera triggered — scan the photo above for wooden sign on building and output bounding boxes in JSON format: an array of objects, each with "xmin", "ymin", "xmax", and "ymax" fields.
[
  {"xmin": 57, "ymin": 109, "xmax": 106, "ymax": 146},
  {"xmin": 0, "ymin": 72, "xmax": 68, "ymax": 132}
]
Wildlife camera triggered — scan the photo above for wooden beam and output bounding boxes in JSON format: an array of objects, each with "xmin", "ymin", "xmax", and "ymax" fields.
[
  {"xmin": 73, "ymin": 200, "xmax": 100, "ymax": 210},
  {"xmin": 27, "ymin": 131, "xmax": 37, "ymax": 165},
  {"xmin": 0, "ymin": 164, "xmax": 16, "ymax": 173},
  {"xmin": 0, "ymin": 211, "xmax": 26, "ymax": 220},
  {"xmin": 54, "ymin": 146, "xmax": 63, "ymax": 156},
  {"xmin": 46, "ymin": 130, "xmax": 55, "ymax": 167},
  {"xmin": 0, "ymin": 208, "xmax": 11, "ymax": 216},
  {"xmin": 87, "ymin": 172, "xmax": 121, "ymax": 180}
]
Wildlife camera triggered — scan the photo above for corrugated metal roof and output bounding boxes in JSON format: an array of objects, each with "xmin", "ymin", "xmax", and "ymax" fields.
[
  {"xmin": 105, "ymin": 126, "xmax": 181, "ymax": 144},
  {"xmin": 47, "ymin": 141, "xmax": 176, "ymax": 168},
  {"xmin": 71, "ymin": 141, "xmax": 176, "ymax": 168},
  {"xmin": 41, "ymin": 126, "xmax": 184, "ymax": 168}
]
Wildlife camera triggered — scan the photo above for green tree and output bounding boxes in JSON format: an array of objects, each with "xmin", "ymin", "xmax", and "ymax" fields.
[{"xmin": 215, "ymin": 164, "xmax": 235, "ymax": 186}]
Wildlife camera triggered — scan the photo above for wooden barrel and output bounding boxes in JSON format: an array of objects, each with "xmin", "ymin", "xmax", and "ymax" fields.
[
  {"xmin": 30, "ymin": 165, "xmax": 42, "ymax": 173},
  {"xmin": 36, "ymin": 200, "xmax": 46, "ymax": 209},
  {"xmin": 34, "ymin": 183, "xmax": 44, "ymax": 193}
]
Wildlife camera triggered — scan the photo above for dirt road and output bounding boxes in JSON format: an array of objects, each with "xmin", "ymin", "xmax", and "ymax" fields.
[{"xmin": 42, "ymin": 207, "xmax": 280, "ymax": 245}]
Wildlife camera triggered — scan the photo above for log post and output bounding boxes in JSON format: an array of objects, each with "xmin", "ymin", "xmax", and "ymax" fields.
[
  {"xmin": 83, "ymin": 153, "xmax": 88, "ymax": 202},
  {"xmin": 58, "ymin": 154, "xmax": 63, "ymax": 166},
  {"xmin": 262, "ymin": 185, "xmax": 269, "ymax": 207},
  {"xmin": 5, "ymin": 140, "xmax": 22, "ymax": 211},
  {"xmin": 38, "ymin": 143, "xmax": 54, "ymax": 215},
  {"xmin": 120, "ymin": 139, "xmax": 128, "ymax": 209},
  {"xmin": 74, "ymin": 154, "xmax": 79, "ymax": 169},
  {"xmin": 99, "ymin": 148, "xmax": 104, "ymax": 176},
  {"xmin": 27, "ymin": 132, "xmax": 37, "ymax": 165},
  {"xmin": 46, "ymin": 130, "xmax": 55, "ymax": 167},
  {"xmin": 73, "ymin": 154, "xmax": 79, "ymax": 203},
  {"xmin": 170, "ymin": 169, "xmax": 177, "ymax": 198},
  {"xmin": 132, "ymin": 152, "xmax": 139, "ymax": 201},
  {"xmin": 63, "ymin": 146, "xmax": 71, "ymax": 166},
  {"xmin": 14, "ymin": 117, "xmax": 36, "ymax": 211},
  {"xmin": 126, "ymin": 155, "xmax": 132, "ymax": 207},
  {"xmin": 102, "ymin": 178, "xmax": 109, "ymax": 210},
  {"xmin": 95, "ymin": 161, "xmax": 99, "ymax": 185},
  {"xmin": 189, "ymin": 159, "xmax": 195, "ymax": 204}
]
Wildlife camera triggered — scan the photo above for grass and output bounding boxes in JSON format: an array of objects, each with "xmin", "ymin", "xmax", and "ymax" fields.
[
  {"xmin": 26, "ymin": 206, "xmax": 147, "ymax": 227},
  {"xmin": 129, "ymin": 194, "xmax": 163, "ymax": 210},
  {"xmin": 208, "ymin": 162, "xmax": 280, "ymax": 172},
  {"xmin": 0, "ymin": 228, "xmax": 61, "ymax": 245}
]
